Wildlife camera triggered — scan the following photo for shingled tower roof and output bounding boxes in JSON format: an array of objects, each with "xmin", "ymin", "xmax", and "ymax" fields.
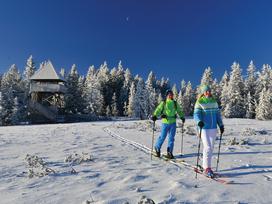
[{"xmin": 30, "ymin": 60, "xmax": 65, "ymax": 82}]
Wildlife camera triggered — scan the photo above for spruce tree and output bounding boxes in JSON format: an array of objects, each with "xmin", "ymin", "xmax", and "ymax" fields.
[
  {"xmin": 256, "ymin": 64, "xmax": 272, "ymax": 99},
  {"xmin": 256, "ymin": 87, "xmax": 272, "ymax": 120},
  {"xmin": 146, "ymin": 71, "xmax": 157, "ymax": 115},
  {"xmin": 200, "ymin": 67, "xmax": 213, "ymax": 86},
  {"xmin": 134, "ymin": 78, "xmax": 148, "ymax": 119},
  {"xmin": 177, "ymin": 80, "xmax": 186, "ymax": 113},
  {"xmin": 111, "ymin": 92, "xmax": 119, "ymax": 116},
  {"xmin": 244, "ymin": 61, "xmax": 257, "ymax": 118},
  {"xmin": 116, "ymin": 61, "xmax": 125, "ymax": 114},
  {"xmin": 198, "ymin": 67, "xmax": 214, "ymax": 94},
  {"xmin": 1, "ymin": 64, "xmax": 23, "ymax": 124},
  {"xmin": 22, "ymin": 55, "xmax": 36, "ymax": 120},
  {"xmin": 224, "ymin": 62, "xmax": 245, "ymax": 118},
  {"xmin": 177, "ymin": 90, "xmax": 184, "ymax": 112},
  {"xmin": 120, "ymin": 68, "xmax": 133, "ymax": 116},
  {"xmin": 160, "ymin": 77, "xmax": 170, "ymax": 99},
  {"xmin": 212, "ymin": 79, "xmax": 220, "ymax": 105},
  {"xmin": 172, "ymin": 84, "xmax": 178, "ymax": 101},
  {"xmin": 23, "ymin": 55, "xmax": 36, "ymax": 81},
  {"xmin": 245, "ymin": 61, "xmax": 257, "ymax": 95},
  {"xmin": 65, "ymin": 64, "xmax": 85, "ymax": 114},
  {"xmin": 127, "ymin": 82, "xmax": 136, "ymax": 117},
  {"xmin": 180, "ymin": 80, "xmax": 186, "ymax": 95},
  {"xmin": 84, "ymin": 66, "xmax": 103, "ymax": 115},
  {"xmin": 60, "ymin": 68, "xmax": 66, "ymax": 79},
  {"xmin": 157, "ymin": 93, "xmax": 163, "ymax": 105},
  {"xmin": 183, "ymin": 81, "xmax": 195, "ymax": 116},
  {"xmin": 106, "ymin": 105, "xmax": 111, "ymax": 117},
  {"xmin": 96, "ymin": 61, "xmax": 111, "ymax": 115},
  {"xmin": 10, "ymin": 97, "xmax": 20, "ymax": 125},
  {"xmin": 219, "ymin": 71, "xmax": 229, "ymax": 114},
  {"xmin": 78, "ymin": 75, "xmax": 87, "ymax": 113},
  {"xmin": 245, "ymin": 92, "xmax": 256, "ymax": 119},
  {"xmin": 123, "ymin": 101, "xmax": 128, "ymax": 116}
]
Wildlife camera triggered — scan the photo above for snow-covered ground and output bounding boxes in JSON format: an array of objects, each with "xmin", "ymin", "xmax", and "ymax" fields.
[{"xmin": 0, "ymin": 118, "xmax": 272, "ymax": 204}]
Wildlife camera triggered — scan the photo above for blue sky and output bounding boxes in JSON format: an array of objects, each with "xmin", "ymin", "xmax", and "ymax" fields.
[{"xmin": 1, "ymin": 0, "xmax": 272, "ymax": 86}]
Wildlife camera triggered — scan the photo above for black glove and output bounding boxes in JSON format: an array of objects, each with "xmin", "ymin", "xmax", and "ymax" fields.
[
  {"xmin": 219, "ymin": 125, "xmax": 224, "ymax": 134},
  {"xmin": 151, "ymin": 115, "xmax": 157, "ymax": 122},
  {"xmin": 180, "ymin": 117, "xmax": 185, "ymax": 123},
  {"xmin": 198, "ymin": 121, "xmax": 204, "ymax": 128},
  {"xmin": 161, "ymin": 114, "xmax": 167, "ymax": 119}
]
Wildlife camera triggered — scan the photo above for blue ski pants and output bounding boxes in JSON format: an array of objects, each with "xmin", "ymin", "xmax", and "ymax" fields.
[{"xmin": 155, "ymin": 122, "xmax": 176, "ymax": 153}]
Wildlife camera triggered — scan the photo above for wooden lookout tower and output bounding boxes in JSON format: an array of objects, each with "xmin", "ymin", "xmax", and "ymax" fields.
[{"xmin": 29, "ymin": 60, "xmax": 67, "ymax": 123}]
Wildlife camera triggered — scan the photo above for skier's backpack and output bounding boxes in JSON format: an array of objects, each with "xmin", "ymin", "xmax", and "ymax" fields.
[{"xmin": 161, "ymin": 100, "xmax": 177, "ymax": 117}]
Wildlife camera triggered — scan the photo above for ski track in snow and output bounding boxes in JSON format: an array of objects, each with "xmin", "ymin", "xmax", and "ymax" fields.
[{"xmin": 0, "ymin": 118, "xmax": 272, "ymax": 203}]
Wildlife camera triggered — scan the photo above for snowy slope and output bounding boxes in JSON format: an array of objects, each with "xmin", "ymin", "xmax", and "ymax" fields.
[{"xmin": 0, "ymin": 119, "xmax": 272, "ymax": 203}]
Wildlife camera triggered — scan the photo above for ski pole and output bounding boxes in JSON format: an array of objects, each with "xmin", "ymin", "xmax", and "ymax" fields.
[
  {"xmin": 195, "ymin": 127, "xmax": 202, "ymax": 179},
  {"xmin": 151, "ymin": 121, "xmax": 155, "ymax": 160},
  {"xmin": 216, "ymin": 132, "xmax": 223, "ymax": 172},
  {"xmin": 180, "ymin": 122, "xmax": 184, "ymax": 156}
]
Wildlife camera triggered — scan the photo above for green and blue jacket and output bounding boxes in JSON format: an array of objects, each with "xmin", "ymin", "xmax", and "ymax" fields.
[
  {"xmin": 153, "ymin": 99, "xmax": 184, "ymax": 124},
  {"xmin": 193, "ymin": 96, "xmax": 223, "ymax": 129}
]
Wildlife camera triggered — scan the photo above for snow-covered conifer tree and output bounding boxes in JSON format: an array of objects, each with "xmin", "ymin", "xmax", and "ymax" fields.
[
  {"xmin": 160, "ymin": 77, "xmax": 170, "ymax": 99},
  {"xmin": 146, "ymin": 71, "xmax": 156, "ymax": 90},
  {"xmin": 148, "ymin": 88, "xmax": 157, "ymax": 115},
  {"xmin": 78, "ymin": 75, "xmax": 87, "ymax": 113},
  {"xmin": 134, "ymin": 78, "xmax": 148, "ymax": 119},
  {"xmin": 200, "ymin": 67, "xmax": 213, "ymax": 86},
  {"xmin": 106, "ymin": 105, "xmax": 111, "ymax": 117},
  {"xmin": 1, "ymin": 64, "xmax": 23, "ymax": 124},
  {"xmin": 10, "ymin": 97, "xmax": 20, "ymax": 125},
  {"xmin": 96, "ymin": 62, "xmax": 111, "ymax": 115},
  {"xmin": 183, "ymin": 81, "xmax": 195, "ymax": 116},
  {"xmin": 120, "ymin": 68, "xmax": 133, "ymax": 116},
  {"xmin": 224, "ymin": 62, "xmax": 245, "ymax": 118},
  {"xmin": 198, "ymin": 67, "xmax": 214, "ymax": 94},
  {"xmin": 244, "ymin": 61, "xmax": 257, "ymax": 118},
  {"xmin": 109, "ymin": 61, "xmax": 125, "ymax": 115},
  {"xmin": 60, "ymin": 68, "xmax": 66, "ymax": 79},
  {"xmin": 127, "ymin": 82, "xmax": 136, "ymax": 117},
  {"xmin": 65, "ymin": 64, "xmax": 85, "ymax": 114},
  {"xmin": 245, "ymin": 92, "xmax": 256, "ymax": 119},
  {"xmin": 256, "ymin": 87, "xmax": 272, "ymax": 120},
  {"xmin": 111, "ymin": 92, "xmax": 119, "ymax": 116},
  {"xmin": 23, "ymin": 55, "xmax": 35, "ymax": 82},
  {"xmin": 177, "ymin": 80, "xmax": 186, "ymax": 112},
  {"xmin": 146, "ymin": 71, "xmax": 157, "ymax": 115},
  {"xmin": 245, "ymin": 61, "xmax": 257, "ymax": 94},
  {"xmin": 219, "ymin": 71, "xmax": 229, "ymax": 94},
  {"xmin": 180, "ymin": 80, "xmax": 186, "ymax": 95},
  {"xmin": 212, "ymin": 79, "xmax": 220, "ymax": 104},
  {"xmin": 172, "ymin": 84, "xmax": 178, "ymax": 101},
  {"xmin": 123, "ymin": 101, "xmax": 128, "ymax": 116},
  {"xmin": 177, "ymin": 89, "xmax": 184, "ymax": 111},
  {"xmin": 157, "ymin": 93, "xmax": 163, "ymax": 105},
  {"xmin": 22, "ymin": 55, "xmax": 36, "ymax": 120},
  {"xmin": 115, "ymin": 61, "xmax": 125, "ymax": 114},
  {"xmin": 219, "ymin": 71, "xmax": 229, "ymax": 113},
  {"xmin": 84, "ymin": 66, "xmax": 103, "ymax": 115},
  {"xmin": 256, "ymin": 64, "xmax": 272, "ymax": 99}
]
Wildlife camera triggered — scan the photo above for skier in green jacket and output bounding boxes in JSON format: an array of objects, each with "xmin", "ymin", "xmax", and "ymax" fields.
[{"xmin": 151, "ymin": 90, "xmax": 185, "ymax": 159}]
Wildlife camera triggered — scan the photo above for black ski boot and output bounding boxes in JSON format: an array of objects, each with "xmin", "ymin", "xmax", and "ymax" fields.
[
  {"xmin": 166, "ymin": 148, "xmax": 174, "ymax": 159},
  {"xmin": 154, "ymin": 147, "xmax": 161, "ymax": 157}
]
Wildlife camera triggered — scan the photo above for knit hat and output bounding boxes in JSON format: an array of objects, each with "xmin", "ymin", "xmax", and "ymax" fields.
[
  {"xmin": 200, "ymin": 85, "xmax": 211, "ymax": 93},
  {"xmin": 166, "ymin": 89, "xmax": 173, "ymax": 96}
]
